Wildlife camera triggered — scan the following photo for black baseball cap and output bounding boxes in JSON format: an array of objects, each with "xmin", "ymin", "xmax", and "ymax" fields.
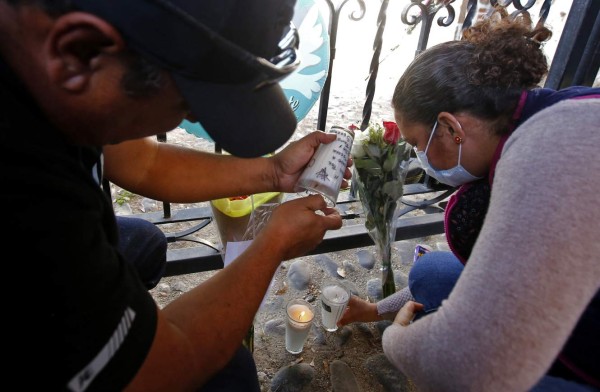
[{"xmin": 71, "ymin": 0, "xmax": 299, "ymax": 158}]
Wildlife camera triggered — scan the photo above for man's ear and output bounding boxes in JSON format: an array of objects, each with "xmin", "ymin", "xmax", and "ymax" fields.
[
  {"xmin": 437, "ymin": 112, "xmax": 465, "ymax": 139},
  {"xmin": 44, "ymin": 12, "xmax": 125, "ymax": 92}
]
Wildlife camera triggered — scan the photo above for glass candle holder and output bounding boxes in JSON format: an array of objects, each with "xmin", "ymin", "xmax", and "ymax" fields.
[{"xmin": 285, "ymin": 299, "xmax": 314, "ymax": 354}]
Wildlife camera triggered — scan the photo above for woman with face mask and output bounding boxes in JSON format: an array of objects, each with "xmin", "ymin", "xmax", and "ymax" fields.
[{"xmin": 339, "ymin": 8, "xmax": 600, "ymax": 391}]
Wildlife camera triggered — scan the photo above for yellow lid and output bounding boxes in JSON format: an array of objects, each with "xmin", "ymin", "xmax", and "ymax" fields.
[{"xmin": 211, "ymin": 192, "xmax": 281, "ymax": 217}]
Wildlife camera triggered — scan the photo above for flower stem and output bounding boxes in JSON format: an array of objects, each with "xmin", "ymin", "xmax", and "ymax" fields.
[{"xmin": 379, "ymin": 241, "xmax": 396, "ymax": 298}]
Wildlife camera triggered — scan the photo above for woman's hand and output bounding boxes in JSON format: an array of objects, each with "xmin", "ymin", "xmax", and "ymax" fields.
[
  {"xmin": 337, "ymin": 295, "xmax": 381, "ymax": 326},
  {"xmin": 393, "ymin": 301, "xmax": 424, "ymax": 327},
  {"xmin": 270, "ymin": 131, "xmax": 353, "ymax": 192}
]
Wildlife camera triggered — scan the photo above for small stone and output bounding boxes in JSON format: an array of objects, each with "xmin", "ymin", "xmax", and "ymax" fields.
[
  {"xmin": 356, "ymin": 249, "xmax": 375, "ymax": 269},
  {"xmin": 262, "ymin": 296, "xmax": 285, "ymax": 313},
  {"xmin": 330, "ymin": 360, "xmax": 360, "ymax": 392},
  {"xmin": 157, "ymin": 283, "xmax": 171, "ymax": 294},
  {"xmin": 364, "ymin": 354, "xmax": 412, "ymax": 392},
  {"xmin": 264, "ymin": 318, "xmax": 285, "ymax": 336},
  {"xmin": 141, "ymin": 197, "xmax": 158, "ymax": 212},
  {"xmin": 172, "ymin": 281, "xmax": 187, "ymax": 292},
  {"xmin": 366, "ymin": 279, "xmax": 383, "ymax": 302},
  {"xmin": 257, "ymin": 371, "xmax": 269, "ymax": 383},
  {"xmin": 314, "ymin": 254, "xmax": 340, "ymax": 277},
  {"xmin": 375, "ymin": 320, "xmax": 393, "ymax": 336},
  {"xmin": 356, "ymin": 323, "xmax": 375, "ymax": 340},
  {"xmin": 287, "ymin": 260, "xmax": 311, "ymax": 290},
  {"xmin": 113, "ymin": 202, "xmax": 132, "ymax": 215},
  {"xmin": 311, "ymin": 323, "xmax": 327, "ymax": 345},
  {"xmin": 342, "ymin": 259, "xmax": 357, "ymax": 273},
  {"xmin": 334, "ymin": 326, "xmax": 353, "ymax": 347},
  {"xmin": 393, "ymin": 271, "xmax": 409, "ymax": 289},
  {"xmin": 270, "ymin": 363, "xmax": 315, "ymax": 392}
]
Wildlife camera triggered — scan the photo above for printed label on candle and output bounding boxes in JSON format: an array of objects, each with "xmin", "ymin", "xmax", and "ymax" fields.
[
  {"xmin": 293, "ymin": 125, "xmax": 354, "ymax": 207},
  {"xmin": 320, "ymin": 284, "xmax": 351, "ymax": 332}
]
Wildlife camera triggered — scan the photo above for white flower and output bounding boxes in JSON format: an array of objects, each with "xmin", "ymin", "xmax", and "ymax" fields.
[{"xmin": 351, "ymin": 129, "xmax": 369, "ymax": 158}]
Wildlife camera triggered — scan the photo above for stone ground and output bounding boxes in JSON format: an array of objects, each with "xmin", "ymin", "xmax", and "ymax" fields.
[
  {"xmin": 147, "ymin": 209, "xmax": 449, "ymax": 392},
  {"xmin": 111, "ymin": 120, "xmax": 451, "ymax": 392}
]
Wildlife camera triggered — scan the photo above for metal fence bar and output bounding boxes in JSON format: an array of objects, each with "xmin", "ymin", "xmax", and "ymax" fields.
[
  {"xmin": 144, "ymin": 0, "xmax": 600, "ymax": 275},
  {"xmin": 545, "ymin": 0, "xmax": 600, "ymax": 89}
]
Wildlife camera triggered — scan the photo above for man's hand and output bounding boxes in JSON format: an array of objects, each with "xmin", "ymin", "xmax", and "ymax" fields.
[
  {"xmin": 254, "ymin": 194, "xmax": 342, "ymax": 261},
  {"xmin": 271, "ymin": 131, "xmax": 353, "ymax": 192}
]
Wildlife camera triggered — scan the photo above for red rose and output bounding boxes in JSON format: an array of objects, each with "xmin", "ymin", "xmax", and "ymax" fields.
[{"xmin": 382, "ymin": 121, "xmax": 400, "ymax": 144}]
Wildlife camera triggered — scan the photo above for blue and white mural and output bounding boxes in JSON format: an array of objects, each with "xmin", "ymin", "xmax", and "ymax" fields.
[{"xmin": 182, "ymin": 0, "xmax": 330, "ymax": 141}]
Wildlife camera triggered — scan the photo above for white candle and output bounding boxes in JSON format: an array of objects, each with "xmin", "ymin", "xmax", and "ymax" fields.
[
  {"xmin": 294, "ymin": 125, "xmax": 354, "ymax": 207},
  {"xmin": 320, "ymin": 283, "xmax": 350, "ymax": 332},
  {"xmin": 285, "ymin": 300, "xmax": 314, "ymax": 354}
]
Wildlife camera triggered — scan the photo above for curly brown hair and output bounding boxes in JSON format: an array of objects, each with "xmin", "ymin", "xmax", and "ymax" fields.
[{"xmin": 392, "ymin": 7, "xmax": 552, "ymax": 136}]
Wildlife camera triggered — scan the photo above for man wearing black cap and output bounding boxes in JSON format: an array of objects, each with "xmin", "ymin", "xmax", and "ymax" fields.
[{"xmin": 0, "ymin": 1, "xmax": 348, "ymax": 390}]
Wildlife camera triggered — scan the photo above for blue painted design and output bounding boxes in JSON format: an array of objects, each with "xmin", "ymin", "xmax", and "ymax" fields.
[{"xmin": 180, "ymin": 0, "xmax": 329, "ymax": 141}]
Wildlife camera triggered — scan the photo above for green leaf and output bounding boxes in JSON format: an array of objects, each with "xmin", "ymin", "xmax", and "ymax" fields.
[
  {"xmin": 382, "ymin": 180, "xmax": 404, "ymax": 200},
  {"xmin": 364, "ymin": 144, "xmax": 382, "ymax": 159},
  {"xmin": 382, "ymin": 150, "xmax": 399, "ymax": 172},
  {"xmin": 354, "ymin": 159, "xmax": 381, "ymax": 171}
]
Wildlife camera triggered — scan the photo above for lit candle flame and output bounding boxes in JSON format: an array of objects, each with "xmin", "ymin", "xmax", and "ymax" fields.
[{"xmin": 300, "ymin": 311, "xmax": 306, "ymax": 321}]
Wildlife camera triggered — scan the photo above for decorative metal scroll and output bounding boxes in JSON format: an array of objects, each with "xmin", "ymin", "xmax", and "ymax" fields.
[
  {"xmin": 402, "ymin": 0, "xmax": 457, "ymax": 55},
  {"xmin": 316, "ymin": 0, "xmax": 366, "ymax": 131},
  {"xmin": 360, "ymin": 0, "xmax": 390, "ymax": 131},
  {"xmin": 462, "ymin": 0, "xmax": 552, "ymax": 32},
  {"xmin": 317, "ymin": 0, "xmax": 554, "ymax": 132},
  {"xmin": 360, "ymin": 0, "xmax": 457, "ymax": 129}
]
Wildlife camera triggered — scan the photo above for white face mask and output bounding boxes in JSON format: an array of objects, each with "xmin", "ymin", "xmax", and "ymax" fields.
[{"xmin": 415, "ymin": 121, "xmax": 483, "ymax": 187}]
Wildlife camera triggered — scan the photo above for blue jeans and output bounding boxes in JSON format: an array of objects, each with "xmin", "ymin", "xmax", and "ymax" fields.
[
  {"xmin": 531, "ymin": 376, "xmax": 599, "ymax": 392},
  {"xmin": 116, "ymin": 216, "xmax": 167, "ymax": 289},
  {"xmin": 199, "ymin": 346, "xmax": 260, "ymax": 392},
  {"xmin": 409, "ymin": 250, "xmax": 463, "ymax": 318},
  {"xmin": 408, "ymin": 251, "xmax": 600, "ymax": 392}
]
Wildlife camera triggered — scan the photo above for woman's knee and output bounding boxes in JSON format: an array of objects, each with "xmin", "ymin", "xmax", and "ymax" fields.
[
  {"xmin": 408, "ymin": 251, "xmax": 464, "ymax": 312},
  {"xmin": 409, "ymin": 251, "xmax": 461, "ymax": 283}
]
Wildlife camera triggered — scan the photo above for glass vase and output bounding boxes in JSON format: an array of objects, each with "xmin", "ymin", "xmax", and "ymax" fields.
[
  {"xmin": 377, "ymin": 235, "xmax": 396, "ymax": 299},
  {"xmin": 353, "ymin": 165, "xmax": 401, "ymax": 299},
  {"xmin": 352, "ymin": 138, "xmax": 411, "ymax": 299}
]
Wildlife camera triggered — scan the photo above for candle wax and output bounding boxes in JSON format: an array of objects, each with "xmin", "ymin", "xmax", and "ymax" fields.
[{"xmin": 288, "ymin": 304, "xmax": 314, "ymax": 324}]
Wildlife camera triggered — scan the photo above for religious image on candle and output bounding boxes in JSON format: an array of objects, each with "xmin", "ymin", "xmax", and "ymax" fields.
[{"xmin": 285, "ymin": 299, "xmax": 315, "ymax": 354}]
